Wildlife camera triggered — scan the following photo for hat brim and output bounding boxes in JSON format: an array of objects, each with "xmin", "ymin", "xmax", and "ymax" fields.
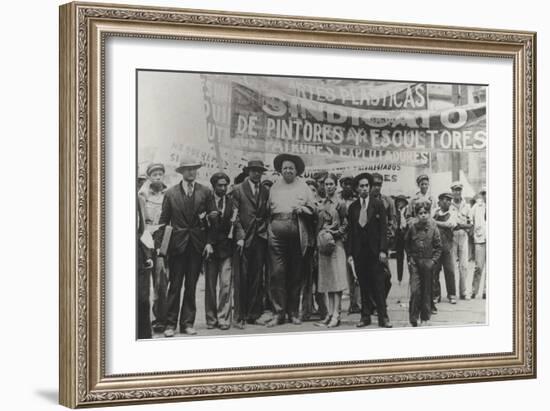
[
  {"xmin": 273, "ymin": 154, "xmax": 305, "ymax": 176},
  {"xmin": 175, "ymin": 164, "xmax": 202, "ymax": 174},
  {"xmin": 243, "ymin": 166, "xmax": 267, "ymax": 174},
  {"xmin": 353, "ymin": 172, "xmax": 373, "ymax": 188}
]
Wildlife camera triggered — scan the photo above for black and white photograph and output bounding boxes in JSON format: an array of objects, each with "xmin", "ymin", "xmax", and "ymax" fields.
[{"xmin": 136, "ymin": 70, "xmax": 488, "ymax": 339}]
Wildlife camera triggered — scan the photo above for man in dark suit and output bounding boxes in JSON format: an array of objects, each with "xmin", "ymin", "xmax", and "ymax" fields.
[
  {"xmin": 204, "ymin": 172, "xmax": 235, "ymax": 330},
  {"xmin": 346, "ymin": 172, "xmax": 393, "ymax": 328},
  {"xmin": 232, "ymin": 158, "xmax": 270, "ymax": 329},
  {"xmin": 155, "ymin": 156, "xmax": 216, "ymax": 337}
]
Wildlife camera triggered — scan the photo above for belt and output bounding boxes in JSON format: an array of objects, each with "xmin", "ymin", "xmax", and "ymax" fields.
[{"xmin": 271, "ymin": 212, "xmax": 297, "ymax": 221}]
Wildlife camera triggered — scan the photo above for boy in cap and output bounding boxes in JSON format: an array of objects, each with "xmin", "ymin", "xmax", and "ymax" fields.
[
  {"xmin": 450, "ymin": 182, "xmax": 472, "ymax": 300},
  {"xmin": 138, "ymin": 163, "xmax": 168, "ymax": 333},
  {"xmin": 432, "ymin": 193, "xmax": 458, "ymax": 309},
  {"xmin": 405, "ymin": 201, "xmax": 442, "ymax": 327}
]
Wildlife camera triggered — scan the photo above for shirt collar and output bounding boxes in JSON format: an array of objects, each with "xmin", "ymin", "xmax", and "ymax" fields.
[
  {"xmin": 248, "ymin": 178, "xmax": 259, "ymax": 191},
  {"xmin": 181, "ymin": 180, "xmax": 195, "ymax": 192}
]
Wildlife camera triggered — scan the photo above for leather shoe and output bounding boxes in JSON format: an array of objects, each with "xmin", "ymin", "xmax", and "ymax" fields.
[
  {"xmin": 218, "ymin": 324, "xmax": 230, "ymax": 330},
  {"xmin": 182, "ymin": 326, "xmax": 197, "ymax": 335},
  {"xmin": 163, "ymin": 327, "xmax": 175, "ymax": 337},
  {"xmin": 356, "ymin": 317, "xmax": 371, "ymax": 328},
  {"xmin": 206, "ymin": 323, "xmax": 217, "ymax": 330},
  {"xmin": 290, "ymin": 317, "xmax": 302, "ymax": 325},
  {"xmin": 379, "ymin": 320, "xmax": 393, "ymax": 328},
  {"xmin": 235, "ymin": 320, "xmax": 246, "ymax": 330},
  {"xmin": 266, "ymin": 317, "xmax": 283, "ymax": 328},
  {"xmin": 410, "ymin": 320, "xmax": 418, "ymax": 327},
  {"xmin": 246, "ymin": 319, "xmax": 265, "ymax": 326}
]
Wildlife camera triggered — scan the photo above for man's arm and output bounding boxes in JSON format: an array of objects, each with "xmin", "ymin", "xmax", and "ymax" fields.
[
  {"xmin": 377, "ymin": 200, "xmax": 389, "ymax": 256},
  {"xmin": 434, "ymin": 209, "xmax": 457, "ymax": 229},
  {"xmin": 154, "ymin": 194, "xmax": 171, "ymax": 250},
  {"xmin": 432, "ymin": 225, "xmax": 443, "ymax": 262}
]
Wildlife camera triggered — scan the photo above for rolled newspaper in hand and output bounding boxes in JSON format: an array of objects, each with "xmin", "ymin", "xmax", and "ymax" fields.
[{"xmin": 227, "ymin": 207, "xmax": 238, "ymax": 239}]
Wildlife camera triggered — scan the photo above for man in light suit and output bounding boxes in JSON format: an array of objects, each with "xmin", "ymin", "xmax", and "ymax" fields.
[
  {"xmin": 232, "ymin": 158, "xmax": 270, "ymax": 329},
  {"xmin": 155, "ymin": 156, "xmax": 216, "ymax": 337},
  {"xmin": 346, "ymin": 173, "xmax": 392, "ymax": 328}
]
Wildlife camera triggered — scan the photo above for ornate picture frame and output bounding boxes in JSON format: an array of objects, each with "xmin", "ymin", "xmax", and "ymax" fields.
[{"xmin": 59, "ymin": 1, "xmax": 536, "ymax": 407}]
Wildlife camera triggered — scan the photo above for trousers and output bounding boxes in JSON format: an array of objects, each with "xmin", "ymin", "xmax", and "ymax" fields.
[
  {"xmin": 409, "ymin": 257, "xmax": 434, "ymax": 323},
  {"xmin": 433, "ymin": 248, "xmax": 457, "ymax": 301},
  {"xmin": 205, "ymin": 255, "xmax": 233, "ymax": 326},
  {"xmin": 234, "ymin": 238, "xmax": 267, "ymax": 322},
  {"xmin": 471, "ymin": 243, "xmax": 487, "ymax": 297},
  {"xmin": 268, "ymin": 217, "xmax": 304, "ymax": 320},
  {"xmin": 452, "ymin": 229, "xmax": 470, "ymax": 297},
  {"xmin": 165, "ymin": 246, "xmax": 202, "ymax": 330},
  {"xmin": 355, "ymin": 250, "xmax": 388, "ymax": 324}
]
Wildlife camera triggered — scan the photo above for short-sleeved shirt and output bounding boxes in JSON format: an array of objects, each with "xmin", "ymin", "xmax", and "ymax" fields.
[{"xmin": 268, "ymin": 178, "xmax": 316, "ymax": 215}]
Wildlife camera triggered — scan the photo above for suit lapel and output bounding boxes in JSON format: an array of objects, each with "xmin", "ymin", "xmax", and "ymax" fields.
[
  {"xmin": 242, "ymin": 178, "xmax": 257, "ymax": 207},
  {"xmin": 175, "ymin": 183, "xmax": 192, "ymax": 224},
  {"xmin": 192, "ymin": 183, "xmax": 202, "ymax": 213},
  {"xmin": 367, "ymin": 197, "xmax": 376, "ymax": 222}
]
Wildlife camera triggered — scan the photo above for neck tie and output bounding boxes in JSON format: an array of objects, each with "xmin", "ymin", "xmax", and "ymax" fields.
[
  {"xmin": 254, "ymin": 183, "xmax": 259, "ymax": 200},
  {"xmin": 359, "ymin": 198, "xmax": 367, "ymax": 227},
  {"xmin": 218, "ymin": 197, "xmax": 224, "ymax": 211},
  {"xmin": 187, "ymin": 182, "xmax": 193, "ymax": 197}
]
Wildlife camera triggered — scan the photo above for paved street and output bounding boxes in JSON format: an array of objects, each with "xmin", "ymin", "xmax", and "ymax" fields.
[{"xmin": 151, "ymin": 258, "xmax": 486, "ymax": 339}]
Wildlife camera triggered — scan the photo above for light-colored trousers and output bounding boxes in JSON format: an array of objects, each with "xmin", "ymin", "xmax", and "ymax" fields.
[
  {"xmin": 471, "ymin": 243, "xmax": 487, "ymax": 297},
  {"xmin": 452, "ymin": 229, "xmax": 470, "ymax": 297},
  {"xmin": 205, "ymin": 256, "xmax": 233, "ymax": 327}
]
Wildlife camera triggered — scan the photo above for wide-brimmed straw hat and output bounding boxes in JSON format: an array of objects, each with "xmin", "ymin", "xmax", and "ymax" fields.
[{"xmin": 273, "ymin": 153, "xmax": 305, "ymax": 176}]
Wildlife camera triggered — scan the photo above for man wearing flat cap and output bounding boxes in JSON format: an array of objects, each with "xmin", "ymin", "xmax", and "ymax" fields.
[
  {"xmin": 470, "ymin": 186, "xmax": 487, "ymax": 299},
  {"xmin": 450, "ymin": 181, "xmax": 472, "ymax": 300},
  {"xmin": 138, "ymin": 162, "xmax": 168, "ymax": 333},
  {"xmin": 204, "ymin": 172, "xmax": 234, "ymax": 330},
  {"xmin": 232, "ymin": 158, "xmax": 270, "ymax": 328},
  {"xmin": 346, "ymin": 172, "xmax": 392, "ymax": 328},
  {"xmin": 266, "ymin": 153, "xmax": 316, "ymax": 327},
  {"xmin": 154, "ymin": 156, "xmax": 216, "ymax": 337},
  {"xmin": 407, "ymin": 174, "xmax": 434, "ymax": 221},
  {"xmin": 432, "ymin": 192, "xmax": 458, "ymax": 309}
]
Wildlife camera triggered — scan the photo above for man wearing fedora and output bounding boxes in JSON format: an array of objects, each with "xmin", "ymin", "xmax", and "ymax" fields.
[
  {"xmin": 346, "ymin": 172, "xmax": 392, "ymax": 328},
  {"xmin": 232, "ymin": 158, "xmax": 270, "ymax": 328},
  {"xmin": 154, "ymin": 156, "xmax": 216, "ymax": 337},
  {"xmin": 267, "ymin": 153, "xmax": 316, "ymax": 327},
  {"xmin": 204, "ymin": 172, "xmax": 235, "ymax": 330}
]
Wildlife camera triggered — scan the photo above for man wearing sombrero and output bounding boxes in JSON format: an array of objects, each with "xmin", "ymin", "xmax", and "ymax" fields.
[
  {"xmin": 346, "ymin": 172, "xmax": 392, "ymax": 328},
  {"xmin": 266, "ymin": 153, "xmax": 316, "ymax": 327},
  {"xmin": 154, "ymin": 156, "xmax": 216, "ymax": 337},
  {"xmin": 232, "ymin": 158, "xmax": 271, "ymax": 328}
]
